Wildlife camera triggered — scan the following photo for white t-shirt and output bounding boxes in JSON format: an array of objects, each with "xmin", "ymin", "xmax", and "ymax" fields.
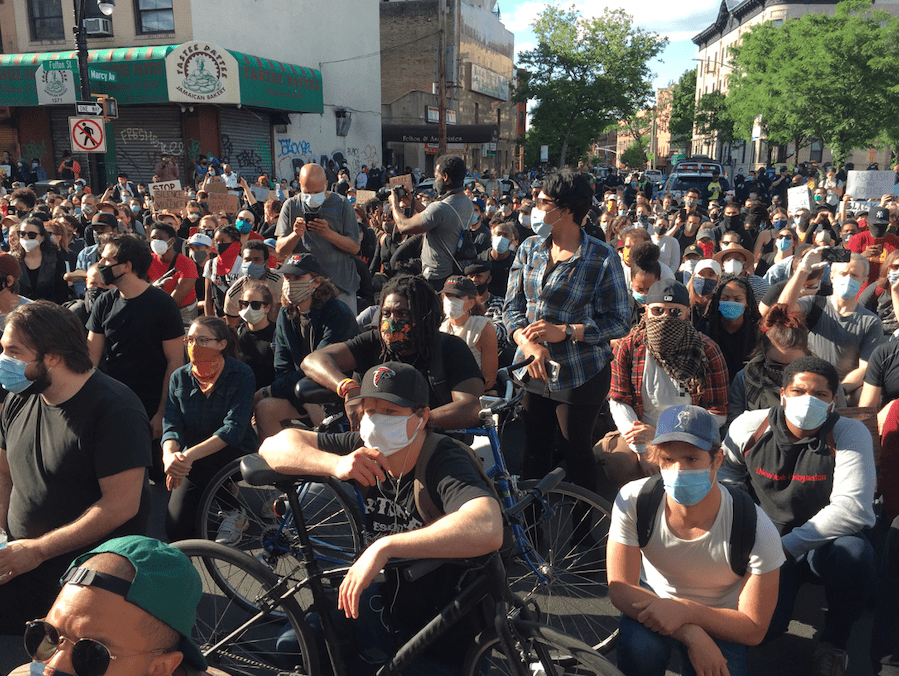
[{"xmin": 611, "ymin": 479, "xmax": 785, "ymax": 609}]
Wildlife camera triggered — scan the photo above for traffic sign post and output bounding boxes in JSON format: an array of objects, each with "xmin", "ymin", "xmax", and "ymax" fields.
[
  {"xmin": 75, "ymin": 100, "xmax": 103, "ymax": 116},
  {"xmin": 68, "ymin": 116, "xmax": 107, "ymax": 153}
]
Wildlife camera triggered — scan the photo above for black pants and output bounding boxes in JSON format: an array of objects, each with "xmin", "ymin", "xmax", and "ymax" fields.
[
  {"xmin": 165, "ymin": 445, "xmax": 245, "ymax": 542},
  {"xmin": 520, "ymin": 365, "xmax": 611, "ymax": 494},
  {"xmin": 873, "ymin": 515, "xmax": 899, "ymax": 675}
]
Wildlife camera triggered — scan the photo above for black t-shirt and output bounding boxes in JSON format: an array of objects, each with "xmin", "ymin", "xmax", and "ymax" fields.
[
  {"xmin": 344, "ymin": 330, "xmax": 482, "ymax": 408},
  {"xmin": 0, "ymin": 371, "xmax": 152, "ymax": 542},
  {"xmin": 86, "ymin": 285, "xmax": 184, "ymax": 415},
  {"xmin": 316, "ymin": 430, "xmax": 496, "ymax": 662},
  {"xmin": 865, "ymin": 340, "xmax": 899, "ymax": 403},
  {"xmin": 478, "ymin": 249, "xmax": 514, "ymax": 298},
  {"xmin": 237, "ymin": 321, "xmax": 276, "ymax": 389}
]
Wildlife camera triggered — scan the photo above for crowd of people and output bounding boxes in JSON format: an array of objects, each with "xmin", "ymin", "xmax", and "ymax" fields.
[{"xmin": 0, "ymin": 151, "xmax": 897, "ymax": 676}]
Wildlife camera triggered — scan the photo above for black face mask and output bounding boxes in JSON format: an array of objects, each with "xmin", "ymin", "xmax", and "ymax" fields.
[
  {"xmin": 217, "ymin": 242, "xmax": 231, "ymax": 255},
  {"xmin": 475, "ymin": 282, "xmax": 488, "ymax": 295},
  {"xmin": 869, "ymin": 222, "xmax": 888, "ymax": 239},
  {"xmin": 97, "ymin": 262, "xmax": 124, "ymax": 286},
  {"xmin": 84, "ymin": 286, "xmax": 104, "ymax": 310},
  {"xmin": 723, "ymin": 213, "xmax": 743, "ymax": 230},
  {"xmin": 16, "ymin": 210, "xmax": 29, "ymax": 219}
]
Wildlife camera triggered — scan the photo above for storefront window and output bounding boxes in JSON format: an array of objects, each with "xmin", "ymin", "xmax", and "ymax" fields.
[
  {"xmin": 135, "ymin": 0, "xmax": 174, "ymax": 33},
  {"xmin": 29, "ymin": 0, "xmax": 65, "ymax": 41}
]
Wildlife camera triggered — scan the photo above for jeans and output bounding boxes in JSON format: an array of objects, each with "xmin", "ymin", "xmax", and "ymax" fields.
[
  {"xmin": 764, "ymin": 534, "xmax": 875, "ymax": 649},
  {"xmin": 616, "ymin": 613, "xmax": 748, "ymax": 676}
]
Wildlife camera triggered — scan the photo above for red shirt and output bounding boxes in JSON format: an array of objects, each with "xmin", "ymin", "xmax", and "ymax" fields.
[
  {"xmin": 847, "ymin": 231, "xmax": 899, "ymax": 288},
  {"xmin": 148, "ymin": 252, "xmax": 199, "ymax": 307}
]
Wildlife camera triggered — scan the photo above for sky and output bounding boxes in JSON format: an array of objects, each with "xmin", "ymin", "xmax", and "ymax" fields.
[{"xmin": 499, "ymin": 0, "xmax": 722, "ymax": 92}]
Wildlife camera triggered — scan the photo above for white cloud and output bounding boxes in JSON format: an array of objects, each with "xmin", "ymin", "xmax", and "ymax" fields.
[{"xmin": 502, "ymin": 1, "xmax": 546, "ymax": 34}]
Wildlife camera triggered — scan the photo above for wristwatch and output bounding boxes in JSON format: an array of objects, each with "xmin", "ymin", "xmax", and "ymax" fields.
[{"xmin": 565, "ymin": 324, "xmax": 574, "ymax": 342}]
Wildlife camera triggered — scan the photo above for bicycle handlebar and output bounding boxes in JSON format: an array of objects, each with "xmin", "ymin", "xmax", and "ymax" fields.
[{"xmin": 504, "ymin": 467, "xmax": 566, "ymax": 518}]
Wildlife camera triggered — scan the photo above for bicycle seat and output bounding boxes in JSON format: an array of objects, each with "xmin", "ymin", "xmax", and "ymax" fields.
[
  {"xmin": 240, "ymin": 453, "xmax": 320, "ymax": 487},
  {"xmin": 294, "ymin": 377, "xmax": 342, "ymax": 404}
]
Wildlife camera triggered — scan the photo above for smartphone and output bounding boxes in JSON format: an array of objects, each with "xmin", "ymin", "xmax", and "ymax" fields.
[
  {"xmin": 820, "ymin": 248, "xmax": 851, "ymax": 264},
  {"xmin": 546, "ymin": 359, "xmax": 561, "ymax": 383},
  {"xmin": 303, "ymin": 212, "xmax": 316, "ymax": 223}
]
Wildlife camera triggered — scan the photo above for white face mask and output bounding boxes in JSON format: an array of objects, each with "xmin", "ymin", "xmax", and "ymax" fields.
[
  {"xmin": 519, "ymin": 213, "xmax": 531, "ymax": 227},
  {"xmin": 360, "ymin": 412, "xmax": 422, "ymax": 456},
  {"xmin": 150, "ymin": 239, "xmax": 170, "ymax": 256},
  {"xmin": 188, "ymin": 212, "xmax": 200, "ymax": 221},
  {"xmin": 530, "ymin": 207, "xmax": 556, "ymax": 238},
  {"xmin": 21, "ymin": 238, "xmax": 40, "ymax": 252},
  {"xmin": 302, "ymin": 191, "xmax": 327, "ymax": 209},
  {"xmin": 722, "ymin": 259, "xmax": 743, "ymax": 275},
  {"xmin": 491, "ymin": 235, "xmax": 510, "ymax": 254},
  {"xmin": 443, "ymin": 295, "xmax": 467, "ymax": 320},
  {"xmin": 239, "ymin": 305, "xmax": 266, "ymax": 325},
  {"xmin": 680, "ymin": 259, "xmax": 699, "ymax": 277}
]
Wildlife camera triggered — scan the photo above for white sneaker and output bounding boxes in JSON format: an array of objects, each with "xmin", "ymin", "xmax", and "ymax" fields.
[{"xmin": 215, "ymin": 508, "xmax": 249, "ymax": 545}]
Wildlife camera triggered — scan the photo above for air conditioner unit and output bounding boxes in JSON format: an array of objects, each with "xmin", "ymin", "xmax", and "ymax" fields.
[{"xmin": 83, "ymin": 18, "xmax": 113, "ymax": 37}]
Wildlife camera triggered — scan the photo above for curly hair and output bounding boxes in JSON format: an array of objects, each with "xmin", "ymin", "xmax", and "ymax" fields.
[
  {"xmin": 755, "ymin": 303, "xmax": 810, "ymax": 357},
  {"xmin": 705, "ymin": 273, "xmax": 762, "ymax": 361},
  {"xmin": 378, "ymin": 274, "xmax": 441, "ymax": 364}
]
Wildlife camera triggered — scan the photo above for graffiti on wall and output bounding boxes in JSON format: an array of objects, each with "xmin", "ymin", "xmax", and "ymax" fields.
[
  {"xmin": 117, "ymin": 127, "xmax": 185, "ymax": 182},
  {"xmin": 275, "ymin": 136, "xmax": 379, "ymax": 182},
  {"xmin": 220, "ymin": 133, "xmax": 273, "ymax": 178},
  {"xmin": 21, "ymin": 139, "xmax": 48, "ymax": 163}
]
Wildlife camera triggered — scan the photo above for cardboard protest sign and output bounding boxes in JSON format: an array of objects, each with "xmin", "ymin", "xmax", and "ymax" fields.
[
  {"xmin": 846, "ymin": 170, "xmax": 895, "ymax": 200},
  {"xmin": 208, "ymin": 192, "xmax": 239, "ymax": 215},
  {"xmin": 355, "ymin": 189, "xmax": 376, "ymax": 204},
  {"xmin": 152, "ymin": 190, "xmax": 187, "ymax": 214},
  {"xmin": 846, "ymin": 199, "xmax": 875, "ymax": 214},
  {"xmin": 205, "ymin": 180, "xmax": 228, "ymax": 194},
  {"xmin": 787, "ymin": 185, "xmax": 811, "ymax": 211},
  {"xmin": 149, "ymin": 179, "xmax": 182, "ymax": 194},
  {"xmin": 389, "ymin": 174, "xmax": 414, "ymax": 194},
  {"xmin": 249, "ymin": 185, "xmax": 271, "ymax": 202}
]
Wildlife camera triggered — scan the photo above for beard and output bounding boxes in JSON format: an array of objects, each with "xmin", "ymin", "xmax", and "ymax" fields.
[
  {"xmin": 433, "ymin": 177, "xmax": 445, "ymax": 195},
  {"xmin": 23, "ymin": 361, "xmax": 52, "ymax": 396}
]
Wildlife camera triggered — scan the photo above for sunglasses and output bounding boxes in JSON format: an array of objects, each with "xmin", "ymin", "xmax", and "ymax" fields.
[
  {"xmin": 21, "ymin": 230, "xmax": 40, "ymax": 239},
  {"xmin": 238, "ymin": 300, "xmax": 267, "ymax": 310},
  {"xmin": 24, "ymin": 620, "xmax": 165, "ymax": 676},
  {"xmin": 648, "ymin": 306, "xmax": 684, "ymax": 318}
]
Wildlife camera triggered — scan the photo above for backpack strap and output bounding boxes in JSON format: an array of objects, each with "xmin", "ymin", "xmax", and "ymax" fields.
[
  {"xmin": 743, "ymin": 417, "xmax": 771, "ymax": 457},
  {"xmin": 725, "ymin": 485, "xmax": 757, "ymax": 578},
  {"xmin": 636, "ymin": 474, "xmax": 665, "ymax": 548},
  {"xmin": 826, "ymin": 429, "xmax": 836, "ymax": 458}
]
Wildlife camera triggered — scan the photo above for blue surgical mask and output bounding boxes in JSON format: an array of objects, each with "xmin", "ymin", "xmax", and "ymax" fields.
[
  {"xmin": 776, "ymin": 236, "xmax": 791, "ymax": 252},
  {"xmin": 889, "ymin": 270, "xmax": 899, "ymax": 286},
  {"xmin": 130, "ymin": 204, "xmax": 140, "ymax": 213},
  {"xmin": 530, "ymin": 207, "xmax": 556, "ymax": 238},
  {"xmin": 632, "ymin": 290, "xmax": 647, "ymax": 305},
  {"xmin": 782, "ymin": 394, "xmax": 832, "ymax": 431},
  {"xmin": 832, "ymin": 275, "xmax": 861, "ymax": 300},
  {"xmin": 240, "ymin": 261, "xmax": 265, "ymax": 280},
  {"xmin": 692, "ymin": 275, "xmax": 717, "ymax": 296},
  {"xmin": 235, "ymin": 219, "xmax": 252, "ymax": 234},
  {"xmin": 660, "ymin": 467, "xmax": 714, "ymax": 506},
  {"xmin": 718, "ymin": 300, "xmax": 745, "ymax": 320},
  {"xmin": 0, "ymin": 353, "xmax": 37, "ymax": 394},
  {"xmin": 491, "ymin": 235, "xmax": 510, "ymax": 254}
]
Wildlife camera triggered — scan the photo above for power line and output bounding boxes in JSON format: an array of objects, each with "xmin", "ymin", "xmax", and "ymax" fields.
[{"xmin": 320, "ymin": 30, "xmax": 441, "ymax": 66}]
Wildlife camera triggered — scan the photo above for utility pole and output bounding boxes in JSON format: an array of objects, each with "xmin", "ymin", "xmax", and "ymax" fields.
[{"xmin": 437, "ymin": 0, "xmax": 447, "ymax": 157}]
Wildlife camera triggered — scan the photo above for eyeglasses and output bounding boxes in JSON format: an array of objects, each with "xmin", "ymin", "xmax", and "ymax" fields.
[
  {"xmin": 183, "ymin": 336, "xmax": 217, "ymax": 347},
  {"xmin": 238, "ymin": 300, "xmax": 267, "ymax": 310},
  {"xmin": 24, "ymin": 619, "xmax": 166, "ymax": 676},
  {"xmin": 535, "ymin": 198, "xmax": 555, "ymax": 208},
  {"xmin": 648, "ymin": 306, "xmax": 684, "ymax": 318},
  {"xmin": 21, "ymin": 231, "xmax": 40, "ymax": 239}
]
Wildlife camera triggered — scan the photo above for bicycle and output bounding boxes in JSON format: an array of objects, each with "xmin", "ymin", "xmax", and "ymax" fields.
[
  {"xmin": 195, "ymin": 360, "xmax": 618, "ymax": 653},
  {"xmin": 175, "ymin": 458, "xmax": 623, "ymax": 676}
]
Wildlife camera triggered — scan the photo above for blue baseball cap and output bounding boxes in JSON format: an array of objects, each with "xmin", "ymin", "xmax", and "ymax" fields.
[{"xmin": 651, "ymin": 404, "xmax": 720, "ymax": 451}]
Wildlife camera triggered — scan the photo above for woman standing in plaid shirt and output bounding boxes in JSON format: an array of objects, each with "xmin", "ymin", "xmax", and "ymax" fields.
[{"xmin": 504, "ymin": 169, "xmax": 630, "ymax": 500}]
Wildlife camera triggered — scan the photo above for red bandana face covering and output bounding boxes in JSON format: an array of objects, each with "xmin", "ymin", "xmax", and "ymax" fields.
[{"xmin": 188, "ymin": 344, "xmax": 225, "ymax": 394}]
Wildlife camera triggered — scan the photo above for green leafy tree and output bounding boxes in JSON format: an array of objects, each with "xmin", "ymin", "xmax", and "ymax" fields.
[
  {"xmin": 516, "ymin": 5, "xmax": 667, "ymax": 167},
  {"xmin": 694, "ymin": 91, "xmax": 735, "ymax": 161},
  {"xmin": 621, "ymin": 139, "xmax": 648, "ymax": 168},
  {"xmin": 727, "ymin": 0, "xmax": 899, "ymax": 163},
  {"xmin": 668, "ymin": 69, "xmax": 696, "ymax": 155}
]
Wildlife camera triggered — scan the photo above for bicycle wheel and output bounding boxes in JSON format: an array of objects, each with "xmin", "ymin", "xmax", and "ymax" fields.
[
  {"xmin": 197, "ymin": 458, "xmax": 363, "ymax": 577},
  {"xmin": 507, "ymin": 480, "xmax": 619, "ymax": 654},
  {"xmin": 465, "ymin": 620, "xmax": 623, "ymax": 675},
  {"xmin": 173, "ymin": 539, "xmax": 319, "ymax": 676}
]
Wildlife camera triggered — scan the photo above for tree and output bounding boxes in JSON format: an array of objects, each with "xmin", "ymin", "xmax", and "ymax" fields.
[
  {"xmin": 621, "ymin": 139, "xmax": 648, "ymax": 168},
  {"xmin": 668, "ymin": 69, "xmax": 696, "ymax": 155},
  {"xmin": 516, "ymin": 5, "xmax": 667, "ymax": 167},
  {"xmin": 694, "ymin": 91, "xmax": 735, "ymax": 161},
  {"xmin": 727, "ymin": 0, "xmax": 899, "ymax": 163}
]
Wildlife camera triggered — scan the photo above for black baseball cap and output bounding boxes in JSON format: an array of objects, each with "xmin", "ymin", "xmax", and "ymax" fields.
[
  {"xmin": 91, "ymin": 213, "xmax": 117, "ymax": 229},
  {"xmin": 464, "ymin": 260, "xmax": 492, "ymax": 275},
  {"xmin": 645, "ymin": 279, "xmax": 690, "ymax": 306},
  {"xmin": 869, "ymin": 207, "xmax": 890, "ymax": 226},
  {"xmin": 280, "ymin": 252, "xmax": 322, "ymax": 276},
  {"xmin": 348, "ymin": 362, "xmax": 429, "ymax": 408},
  {"xmin": 441, "ymin": 275, "xmax": 478, "ymax": 297}
]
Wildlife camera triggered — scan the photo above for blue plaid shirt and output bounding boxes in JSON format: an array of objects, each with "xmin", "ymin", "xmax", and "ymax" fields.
[{"xmin": 503, "ymin": 232, "xmax": 630, "ymax": 392}]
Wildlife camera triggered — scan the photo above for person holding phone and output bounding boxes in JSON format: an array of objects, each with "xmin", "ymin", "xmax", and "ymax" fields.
[
  {"xmin": 504, "ymin": 168, "xmax": 630, "ymax": 499},
  {"xmin": 848, "ymin": 206, "xmax": 899, "ymax": 288}
]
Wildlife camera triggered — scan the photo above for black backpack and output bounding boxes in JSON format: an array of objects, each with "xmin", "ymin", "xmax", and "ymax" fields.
[{"xmin": 635, "ymin": 474, "xmax": 757, "ymax": 577}]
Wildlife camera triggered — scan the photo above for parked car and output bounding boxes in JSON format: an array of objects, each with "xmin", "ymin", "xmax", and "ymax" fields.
[{"xmin": 661, "ymin": 171, "xmax": 731, "ymax": 203}]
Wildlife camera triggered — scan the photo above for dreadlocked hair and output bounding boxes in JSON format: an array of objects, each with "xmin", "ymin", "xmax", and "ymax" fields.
[
  {"xmin": 379, "ymin": 275, "xmax": 441, "ymax": 364},
  {"xmin": 706, "ymin": 273, "xmax": 761, "ymax": 360}
]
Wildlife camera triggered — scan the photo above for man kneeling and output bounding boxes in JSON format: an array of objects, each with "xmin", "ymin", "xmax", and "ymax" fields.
[
  {"xmin": 608, "ymin": 404, "xmax": 784, "ymax": 676},
  {"xmin": 259, "ymin": 361, "xmax": 503, "ymax": 673}
]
